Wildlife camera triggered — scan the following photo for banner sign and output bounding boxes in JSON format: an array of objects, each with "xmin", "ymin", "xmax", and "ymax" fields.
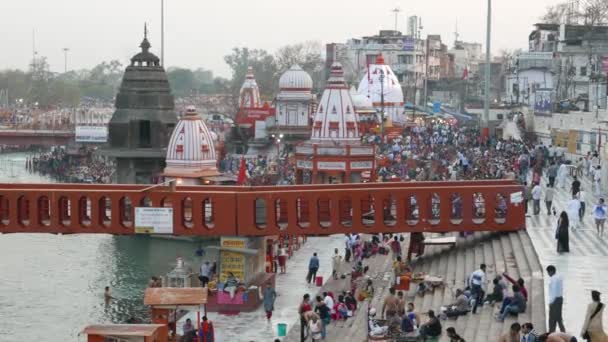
[
  {"xmin": 402, "ymin": 38, "xmax": 415, "ymax": 52},
  {"xmin": 134, "ymin": 207, "xmax": 173, "ymax": 234},
  {"xmin": 75, "ymin": 125, "xmax": 108, "ymax": 143},
  {"xmin": 220, "ymin": 237, "xmax": 248, "ymax": 249},
  {"xmin": 220, "ymin": 251, "xmax": 245, "ymax": 282}
]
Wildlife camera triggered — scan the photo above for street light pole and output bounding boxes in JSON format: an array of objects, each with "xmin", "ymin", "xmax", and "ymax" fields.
[
  {"xmin": 63, "ymin": 48, "xmax": 69, "ymax": 73},
  {"xmin": 161, "ymin": 0, "xmax": 165, "ymax": 67},
  {"xmin": 483, "ymin": 0, "xmax": 492, "ymax": 135},
  {"xmin": 380, "ymin": 69, "xmax": 385, "ymax": 143}
]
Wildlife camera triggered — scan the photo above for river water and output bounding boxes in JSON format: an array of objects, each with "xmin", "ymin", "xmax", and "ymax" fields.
[{"xmin": 0, "ymin": 152, "xmax": 204, "ymax": 342}]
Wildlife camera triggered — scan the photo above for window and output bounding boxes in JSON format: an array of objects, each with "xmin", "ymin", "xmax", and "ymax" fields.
[
  {"xmin": 497, "ymin": 114, "xmax": 504, "ymax": 120},
  {"xmin": 590, "ymin": 132, "xmax": 597, "ymax": 153},
  {"xmin": 577, "ymin": 131, "xmax": 584, "ymax": 152},
  {"xmin": 581, "ymin": 66, "xmax": 587, "ymax": 76},
  {"xmin": 398, "ymin": 55, "xmax": 413, "ymax": 65},
  {"xmin": 139, "ymin": 120, "xmax": 151, "ymax": 147},
  {"xmin": 366, "ymin": 55, "xmax": 377, "ymax": 65}
]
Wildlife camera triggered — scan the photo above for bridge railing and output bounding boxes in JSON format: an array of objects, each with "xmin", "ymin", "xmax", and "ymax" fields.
[{"xmin": 0, "ymin": 180, "xmax": 525, "ymax": 236}]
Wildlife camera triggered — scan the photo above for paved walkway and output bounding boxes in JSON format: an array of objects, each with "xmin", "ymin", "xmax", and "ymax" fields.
[
  {"xmin": 178, "ymin": 235, "xmax": 344, "ymax": 342},
  {"xmin": 528, "ymin": 172, "xmax": 608, "ymax": 336},
  {"xmin": 283, "ymin": 236, "xmax": 397, "ymax": 342}
]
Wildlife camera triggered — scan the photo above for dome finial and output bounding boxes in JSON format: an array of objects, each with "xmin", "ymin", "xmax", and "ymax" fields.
[{"xmin": 140, "ymin": 22, "xmax": 151, "ymax": 53}]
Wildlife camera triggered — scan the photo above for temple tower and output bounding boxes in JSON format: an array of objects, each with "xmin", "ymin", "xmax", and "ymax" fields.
[{"xmin": 100, "ymin": 27, "xmax": 177, "ymax": 184}]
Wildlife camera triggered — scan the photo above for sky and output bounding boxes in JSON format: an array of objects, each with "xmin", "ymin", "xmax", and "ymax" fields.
[{"xmin": 1, "ymin": 0, "xmax": 562, "ymax": 78}]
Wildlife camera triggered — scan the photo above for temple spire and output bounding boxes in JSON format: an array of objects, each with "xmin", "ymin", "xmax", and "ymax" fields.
[{"xmin": 140, "ymin": 22, "xmax": 151, "ymax": 53}]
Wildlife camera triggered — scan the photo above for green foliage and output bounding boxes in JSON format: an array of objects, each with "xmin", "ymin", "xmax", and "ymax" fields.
[
  {"xmin": 223, "ymin": 42, "xmax": 325, "ymax": 99},
  {"xmin": 0, "ymin": 58, "xmax": 228, "ymax": 108},
  {"xmin": 224, "ymin": 47, "xmax": 278, "ymax": 98}
]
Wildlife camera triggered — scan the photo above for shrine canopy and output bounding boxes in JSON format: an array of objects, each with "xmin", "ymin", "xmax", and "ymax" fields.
[{"xmin": 144, "ymin": 287, "xmax": 208, "ymax": 310}]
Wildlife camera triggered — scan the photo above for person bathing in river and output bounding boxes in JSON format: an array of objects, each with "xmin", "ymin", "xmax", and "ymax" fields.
[{"xmin": 104, "ymin": 286, "xmax": 114, "ymax": 304}]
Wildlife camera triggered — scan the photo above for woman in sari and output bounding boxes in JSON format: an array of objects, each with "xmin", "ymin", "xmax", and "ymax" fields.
[{"xmin": 556, "ymin": 211, "xmax": 570, "ymax": 253}]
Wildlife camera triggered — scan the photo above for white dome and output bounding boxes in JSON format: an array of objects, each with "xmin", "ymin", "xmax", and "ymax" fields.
[
  {"xmin": 279, "ymin": 65, "xmax": 313, "ymax": 90},
  {"xmin": 349, "ymin": 86, "xmax": 374, "ymax": 110},
  {"xmin": 311, "ymin": 63, "xmax": 360, "ymax": 142},
  {"xmin": 357, "ymin": 54, "xmax": 406, "ymax": 124},
  {"xmin": 165, "ymin": 106, "xmax": 217, "ymax": 172}
]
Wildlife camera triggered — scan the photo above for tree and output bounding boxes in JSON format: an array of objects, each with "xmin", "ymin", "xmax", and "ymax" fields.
[
  {"xmin": 167, "ymin": 68, "xmax": 196, "ymax": 97},
  {"xmin": 28, "ymin": 56, "xmax": 52, "ymax": 106},
  {"xmin": 541, "ymin": 3, "xmax": 570, "ymax": 24},
  {"xmin": 275, "ymin": 41, "xmax": 325, "ymax": 90},
  {"xmin": 0, "ymin": 70, "xmax": 30, "ymax": 104},
  {"xmin": 224, "ymin": 47, "xmax": 278, "ymax": 98},
  {"xmin": 541, "ymin": 0, "xmax": 608, "ymax": 25}
]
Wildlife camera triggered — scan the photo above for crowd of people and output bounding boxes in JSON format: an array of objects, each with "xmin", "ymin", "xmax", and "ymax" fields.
[
  {"xmin": 27, "ymin": 146, "xmax": 115, "ymax": 183},
  {"xmin": 0, "ymin": 105, "xmax": 112, "ymax": 130},
  {"xmin": 220, "ymin": 153, "xmax": 297, "ymax": 185}
]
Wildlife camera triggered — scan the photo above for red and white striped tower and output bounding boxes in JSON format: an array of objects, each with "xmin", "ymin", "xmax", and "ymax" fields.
[{"xmin": 295, "ymin": 63, "xmax": 376, "ymax": 184}]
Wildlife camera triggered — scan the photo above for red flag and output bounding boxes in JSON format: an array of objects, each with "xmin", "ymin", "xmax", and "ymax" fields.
[
  {"xmin": 237, "ymin": 157, "xmax": 247, "ymax": 185},
  {"xmin": 462, "ymin": 67, "xmax": 469, "ymax": 81}
]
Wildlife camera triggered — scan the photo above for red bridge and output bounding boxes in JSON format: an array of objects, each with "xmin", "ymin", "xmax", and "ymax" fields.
[
  {"xmin": 0, "ymin": 180, "xmax": 524, "ymax": 235},
  {"xmin": 0, "ymin": 129, "xmax": 74, "ymax": 146}
]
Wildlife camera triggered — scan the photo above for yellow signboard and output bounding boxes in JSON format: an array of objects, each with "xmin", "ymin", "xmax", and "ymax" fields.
[
  {"xmin": 552, "ymin": 130, "xmax": 568, "ymax": 147},
  {"xmin": 567, "ymin": 130, "xmax": 578, "ymax": 154},
  {"xmin": 220, "ymin": 237, "xmax": 247, "ymax": 249},
  {"xmin": 219, "ymin": 251, "xmax": 245, "ymax": 282}
]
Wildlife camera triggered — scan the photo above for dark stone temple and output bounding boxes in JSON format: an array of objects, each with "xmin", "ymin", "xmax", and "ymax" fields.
[{"xmin": 100, "ymin": 28, "xmax": 177, "ymax": 184}]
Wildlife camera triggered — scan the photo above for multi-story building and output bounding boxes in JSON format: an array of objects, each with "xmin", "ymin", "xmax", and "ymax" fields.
[
  {"xmin": 449, "ymin": 40, "xmax": 483, "ymax": 78},
  {"xmin": 526, "ymin": 23, "xmax": 608, "ymax": 110},
  {"xmin": 407, "ymin": 16, "xmax": 421, "ymax": 39},
  {"xmin": 506, "ymin": 52, "xmax": 557, "ymax": 109},
  {"xmin": 326, "ymin": 30, "xmax": 451, "ymax": 105}
]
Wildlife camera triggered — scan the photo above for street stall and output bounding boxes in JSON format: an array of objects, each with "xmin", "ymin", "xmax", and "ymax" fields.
[
  {"xmin": 144, "ymin": 287, "xmax": 209, "ymax": 341},
  {"xmin": 80, "ymin": 324, "xmax": 167, "ymax": 342},
  {"xmin": 203, "ymin": 237, "xmax": 275, "ymax": 313}
]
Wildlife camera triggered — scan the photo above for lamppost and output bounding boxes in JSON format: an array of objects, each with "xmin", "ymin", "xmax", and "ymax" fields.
[
  {"xmin": 62, "ymin": 48, "xmax": 69, "ymax": 73},
  {"xmin": 379, "ymin": 69, "xmax": 386, "ymax": 143},
  {"xmin": 483, "ymin": 0, "xmax": 492, "ymax": 137}
]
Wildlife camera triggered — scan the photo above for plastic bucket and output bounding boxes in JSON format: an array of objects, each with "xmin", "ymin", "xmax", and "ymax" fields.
[
  {"xmin": 315, "ymin": 276, "xmax": 323, "ymax": 287},
  {"xmin": 277, "ymin": 323, "xmax": 287, "ymax": 337}
]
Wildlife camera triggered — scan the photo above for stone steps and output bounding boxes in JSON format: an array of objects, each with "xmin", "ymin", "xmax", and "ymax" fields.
[
  {"xmin": 293, "ymin": 231, "xmax": 546, "ymax": 342},
  {"xmin": 403, "ymin": 232, "xmax": 546, "ymax": 342}
]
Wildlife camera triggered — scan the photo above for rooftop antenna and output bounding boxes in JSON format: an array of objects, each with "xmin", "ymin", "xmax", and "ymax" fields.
[
  {"xmin": 32, "ymin": 29, "xmax": 37, "ymax": 70},
  {"xmin": 454, "ymin": 19, "xmax": 460, "ymax": 45},
  {"xmin": 391, "ymin": 7, "xmax": 401, "ymax": 32}
]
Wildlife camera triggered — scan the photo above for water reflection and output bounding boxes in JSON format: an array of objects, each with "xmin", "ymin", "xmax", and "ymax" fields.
[{"xmin": 0, "ymin": 152, "xmax": 213, "ymax": 342}]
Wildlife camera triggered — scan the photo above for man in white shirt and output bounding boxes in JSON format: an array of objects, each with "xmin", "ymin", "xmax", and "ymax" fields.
[
  {"xmin": 546, "ymin": 265, "xmax": 565, "ymax": 333},
  {"xmin": 566, "ymin": 195, "xmax": 581, "ymax": 231},
  {"xmin": 323, "ymin": 291, "xmax": 335, "ymax": 314},
  {"xmin": 199, "ymin": 261, "xmax": 211, "ymax": 287},
  {"xmin": 593, "ymin": 198, "xmax": 607, "ymax": 236},
  {"xmin": 531, "ymin": 183, "xmax": 542, "ymax": 215},
  {"xmin": 593, "ymin": 166, "xmax": 602, "ymax": 196},
  {"xmin": 468, "ymin": 264, "xmax": 487, "ymax": 314},
  {"xmin": 331, "ymin": 248, "xmax": 342, "ymax": 280}
]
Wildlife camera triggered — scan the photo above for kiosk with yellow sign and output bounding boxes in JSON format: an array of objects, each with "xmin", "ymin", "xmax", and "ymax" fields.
[{"xmin": 205, "ymin": 237, "xmax": 276, "ymax": 313}]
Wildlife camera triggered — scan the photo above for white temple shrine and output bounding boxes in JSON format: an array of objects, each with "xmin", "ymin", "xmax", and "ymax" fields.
[
  {"xmin": 272, "ymin": 65, "xmax": 316, "ymax": 138},
  {"xmin": 239, "ymin": 66, "xmax": 261, "ymax": 110},
  {"xmin": 356, "ymin": 54, "xmax": 406, "ymax": 125},
  {"xmin": 163, "ymin": 106, "xmax": 222, "ymax": 185},
  {"xmin": 295, "ymin": 63, "xmax": 375, "ymax": 184}
]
